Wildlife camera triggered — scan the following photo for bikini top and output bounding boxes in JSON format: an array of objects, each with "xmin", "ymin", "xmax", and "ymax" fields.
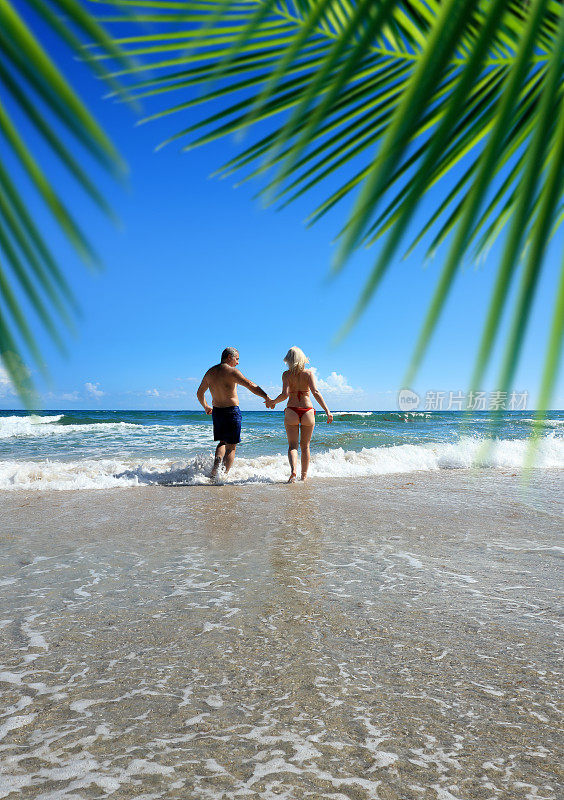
[
  {"xmin": 290, "ymin": 387, "xmax": 309, "ymax": 400},
  {"xmin": 288, "ymin": 372, "xmax": 310, "ymax": 399}
]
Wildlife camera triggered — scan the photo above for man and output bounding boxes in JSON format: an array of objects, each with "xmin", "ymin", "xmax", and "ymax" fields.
[{"xmin": 197, "ymin": 347, "xmax": 271, "ymax": 479}]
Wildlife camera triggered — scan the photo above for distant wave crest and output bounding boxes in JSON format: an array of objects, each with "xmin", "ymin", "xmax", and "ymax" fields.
[
  {"xmin": 0, "ymin": 415, "xmax": 141, "ymax": 439},
  {"xmin": 332, "ymin": 411, "xmax": 374, "ymax": 418},
  {"xmin": 0, "ymin": 415, "xmax": 64, "ymax": 439}
]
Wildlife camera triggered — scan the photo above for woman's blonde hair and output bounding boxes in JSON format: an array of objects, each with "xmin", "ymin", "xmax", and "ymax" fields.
[{"xmin": 284, "ymin": 346, "xmax": 309, "ymax": 373}]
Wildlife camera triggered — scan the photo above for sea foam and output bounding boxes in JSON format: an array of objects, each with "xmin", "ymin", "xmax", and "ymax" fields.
[
  {"xmin": 0, "ymin": 435, "xmax": 562, "ymax": 490},
  {"xmin": 0, "ymin": 415, "xmax": 64, "ymax": 438},
  {"xmin": 0, "ymin": 415, "xmax": 142, "ymax": 439}
]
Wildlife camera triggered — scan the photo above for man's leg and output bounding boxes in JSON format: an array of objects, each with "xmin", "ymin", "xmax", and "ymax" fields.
[
  {"xmin": 210, "ymin": 442, "xmax": 226, "ymax": 478},
  {"xmin": 222, "ymin": 444, "xmax": 237, "ymax": 474}
]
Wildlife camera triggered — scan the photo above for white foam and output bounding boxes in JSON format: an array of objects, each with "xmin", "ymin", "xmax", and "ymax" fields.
[
  {"xmin": 69, "ymin": 699, "xmax": 99, "ymax": 714},
  {"xmin": 332, "ymin": 411, "xmax": 374, "ymax": 417},
  {"xmin": 21, "ymin": 615, "xmax": 48, "ymax": 650},
  {"xmin": 516, "ymin": 417, "xmax": 564, "ymax": 428},
  {"xmin": 0, "ymin": 415, "xmax": 140, "ymax": 439},
  {"xmin": 394, "ymin": 552, "xmax": 423, "ymax": 569},
  {"xmin": 329, "ymin": 411, "xmax": 431, "ymax": 418},
  {"xmin": 0, "ymin": 714, "xmax": 36, "ymax": 742},
  {"xmin": 371, "ymin": 751, "xmax": 399, "ymax": 768},
  {"xmin": 0, "ymin": 435, "xmax": 562, "ymax": 490},
  {"xmin": 0, "ymin": 414, "xmax": 63, "ymax": 438}
]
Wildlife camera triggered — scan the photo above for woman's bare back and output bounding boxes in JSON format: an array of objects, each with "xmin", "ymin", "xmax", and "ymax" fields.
[{"xmin": 285, "ymin": 369, "xmax": 312, "ymax": 408}]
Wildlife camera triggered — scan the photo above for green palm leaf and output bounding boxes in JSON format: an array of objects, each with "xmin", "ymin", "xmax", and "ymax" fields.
[
  {"xmin": 102, "ymin": 0, "xmax": 563, "ymax": 413},
  {"xmin": 0, "ymin": 0, "xmax": 129, "ymax": 404}
]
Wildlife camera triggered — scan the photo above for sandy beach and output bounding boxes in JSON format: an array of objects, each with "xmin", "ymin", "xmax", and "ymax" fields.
[{"xmin": 1, "ymin": 470, "xmax": 562, "ymax": 799}]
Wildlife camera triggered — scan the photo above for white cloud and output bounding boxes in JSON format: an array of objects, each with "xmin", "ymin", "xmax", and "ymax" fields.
[
  {"xmin": 311, "ymin": 368, "xmax": 363, "ymax": 396},
  {"xmin": 61, "ymin": 391, "xmax": 81, "ymax": 402},
  {"xmin": 145, "ymin": 387, "xmax": 188, "ymax": 399},
  {"xmin": 44, "ymin": 390, "xmax": 81, "ymax": 403},
  {"xmin": 0, "ymin": 365, "xmax": 15, "ymax": 398},
  {"xmin": 85, "ymin": 382, "xmax": 104, "ymax": 398}
]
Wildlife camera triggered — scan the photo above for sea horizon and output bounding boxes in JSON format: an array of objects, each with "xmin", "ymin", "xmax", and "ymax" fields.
[{"xmin": 3, "ymin": 407, "xmax": 563, "ymax": 413}]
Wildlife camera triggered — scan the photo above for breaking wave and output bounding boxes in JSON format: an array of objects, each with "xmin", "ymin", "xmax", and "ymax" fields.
[
  {"xmin": 1, "ymin": 435, "xmax": 562, "ymax": 490},
  {"xmin": 0, "ymin": 417, "xmax": 140, "ymax": 439}
]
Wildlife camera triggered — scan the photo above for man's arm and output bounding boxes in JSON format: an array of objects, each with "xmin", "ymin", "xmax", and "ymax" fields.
[
  {"xmin": 234, "ymin": 370, "xmax": 270, "ymax": 402},
  {"xmin": 196, "ymin": 373, "xmax": 212, "ymax": 414},
  {"xmin": 267, "ymin": 372, "xmax": 290, "ymax": 407}
]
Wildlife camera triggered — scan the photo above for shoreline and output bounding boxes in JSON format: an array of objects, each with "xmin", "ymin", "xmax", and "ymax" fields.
[
  {"xmin": 1, "ymin": 467, "xmax": 564, "ymax": 496},
  {"xmin": 1, "ymin": 455, "xmax": 563, "ymax": 493}
]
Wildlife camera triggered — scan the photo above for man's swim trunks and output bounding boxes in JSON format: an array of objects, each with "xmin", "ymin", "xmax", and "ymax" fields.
[{"xmin": 212, "ymin": 405, "xmax": 242, "ymax": 444}]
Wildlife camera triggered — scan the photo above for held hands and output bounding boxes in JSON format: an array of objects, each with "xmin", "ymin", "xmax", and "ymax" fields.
[{"xmin": 265, "ymin": 397, "xmax": 276, "ymax": 409}]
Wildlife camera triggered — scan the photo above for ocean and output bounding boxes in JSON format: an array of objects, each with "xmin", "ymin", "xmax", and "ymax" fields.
[{"xmin": 1, "ymin": 408, "xmax": 563, "ymax": 489}]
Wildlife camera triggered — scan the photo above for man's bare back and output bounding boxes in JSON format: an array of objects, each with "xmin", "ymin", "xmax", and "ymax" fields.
[
  {"xmin": 203, "ymin": 362, "xmax": 245, "ymax": 408},
  {"xmin": 196, "ymin": 347, "xmax": 272, "ymax": 478}
]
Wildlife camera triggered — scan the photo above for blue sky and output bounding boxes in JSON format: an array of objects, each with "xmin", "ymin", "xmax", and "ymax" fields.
[{"xmin": 1, "ymin": 7, "xmax": 562, "ymax": 412}]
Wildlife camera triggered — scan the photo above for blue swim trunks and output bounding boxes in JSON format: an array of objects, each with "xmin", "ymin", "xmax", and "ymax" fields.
[{"xmin": 212, "ymin": 406, "xmax": 242, "ymax": 444}]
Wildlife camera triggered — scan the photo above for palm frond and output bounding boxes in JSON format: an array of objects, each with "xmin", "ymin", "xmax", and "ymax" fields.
[
  {"xmin": 471, "ymin": 4, "xmax": 564, "ymax": 405},
  {"xmin": 102, "ymin": 0, "xmax": 564, "ymax": 411},
  {"xmin": 525, "ymin": 247, "xmax": 564, "ymax": 470},
  {"xmin": 0, "ymin": 0, "xmax": 129, "ymax": 404}
]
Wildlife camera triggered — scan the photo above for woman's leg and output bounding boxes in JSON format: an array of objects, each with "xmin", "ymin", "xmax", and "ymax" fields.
[
  {"xmin": 284, "ymin": 409, "xmax": 300, "ymax": 482},
  {"xmin": 299, "ymin": 410, "xmax": 315, "ymax": 480}
]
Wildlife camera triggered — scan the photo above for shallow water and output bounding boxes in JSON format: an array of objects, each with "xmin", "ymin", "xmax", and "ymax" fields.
[{"xmin": 1, "ymin": 471, "xmax": 562, "ymax": 798}]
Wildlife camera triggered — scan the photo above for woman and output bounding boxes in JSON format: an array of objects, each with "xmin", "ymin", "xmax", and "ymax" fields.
[{"xmin": 267, "ymin": 347, "xmax": 333, "ymax": 482}]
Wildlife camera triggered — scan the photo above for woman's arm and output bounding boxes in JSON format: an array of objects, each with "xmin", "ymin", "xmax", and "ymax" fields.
[
  {"xmin": 267, "ymin": 372, "xmax": 290, "ymax": 408},
  {"xmin": 308, "ymin": 370, "xmax": 333, "ymax": 423}
]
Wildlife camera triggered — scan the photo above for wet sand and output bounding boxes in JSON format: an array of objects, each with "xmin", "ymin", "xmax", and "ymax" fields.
[{"xmin": 1, "ymin": 470, "xmax": 562, "ymax": 799}]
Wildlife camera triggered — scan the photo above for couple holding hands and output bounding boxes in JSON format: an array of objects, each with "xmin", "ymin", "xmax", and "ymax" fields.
[{"xmin": 197, "ymin": 346, "xmax": 333, "ymax": 482}]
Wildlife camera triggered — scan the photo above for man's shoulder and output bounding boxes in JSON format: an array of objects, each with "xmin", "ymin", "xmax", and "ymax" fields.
[
  {"xmin": 209, "ymin": 363, "xmax": 237, "ymax": 378},
  {"xmin": 206, "ymin": 363, "xmax": 222, "ymax": 378},
  {"xmin": 222, "ymin": 363, "xmax": 239, "ymax": 376}
]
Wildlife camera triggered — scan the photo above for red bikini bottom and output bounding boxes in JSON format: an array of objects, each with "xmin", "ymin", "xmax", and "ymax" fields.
[{"xmin": 287, "ymin": 406, "xmax": 315, "ymax": 420}]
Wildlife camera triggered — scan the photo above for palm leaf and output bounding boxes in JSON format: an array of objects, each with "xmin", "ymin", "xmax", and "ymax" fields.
[
  {"xmin": 403, "ymin": 0, "xmax": 552, "ymax": 386},
  {"xmin": 0, "ymin": 0, "xmax": 129, "ymax": 404},
  {"xmin": 103, "ymin": 0, "xmax": 564, "ymax": 412},
  {"xmin": 525, "ymin": 247, "xmax": 564, "ymax": 471},
  {"xmin": 470, "ymin": 5, "xmax": 564, "ymax": 403}
]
